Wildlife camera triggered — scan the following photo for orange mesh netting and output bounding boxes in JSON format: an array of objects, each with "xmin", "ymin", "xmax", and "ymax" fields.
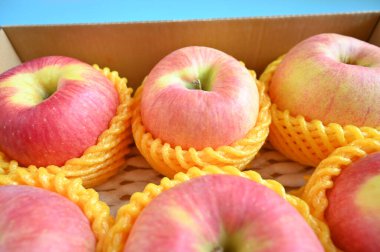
[
  {"xmin": 260, "ymin": 56, "xmax": 380, "ymax": 167},
  {"xmin": 132, "ymin": 70, "xmax": 271, "ymax": 177},
  {"xmin": 103, "ymin": 165, "xmax": 334, "ymax": 252},
  {"xmin": 301, "ymin": 138, "xmax": 380, "ymax": 220},
  {"xmin": 0, "ymin": 167, "xmax": 113, "ymax": 252},
  {"xmin": 0, "ymin": 65, "xmax": 133, "ymax": 188}
]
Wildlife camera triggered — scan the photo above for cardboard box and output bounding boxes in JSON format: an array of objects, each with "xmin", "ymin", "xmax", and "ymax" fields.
[
  {"xmin": 1, "ymin": 11, "xmax": 380, "ymax": 212},
  {"xmin": 1, "ymin": 11, "xmax": 379, "ymax": 89}
]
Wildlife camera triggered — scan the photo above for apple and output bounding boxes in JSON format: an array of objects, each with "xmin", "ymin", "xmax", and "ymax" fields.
[
  {"xmin": 0, "ymin": 56, "xmax": 119, "ymax": 167},
  {"xmin": 140, "ymin": 46, "xmax": 259, "ymax": 150},
  {"xmin": 0, "ymin": 185, "xmax": 95, "ymax": 251},
  {"xmin": 325, "ymin": 152, "xmax": 380, "ymax": 252},
  {"xmin": 123, "ymin": 174, "xmax": 323, "ymax": 251},
  {"xmin": 269, "ymin": 33, "xmax": 380, "ymax": 127}
]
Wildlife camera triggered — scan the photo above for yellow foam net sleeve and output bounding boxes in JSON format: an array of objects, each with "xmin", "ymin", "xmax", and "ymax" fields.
[
  {"xmin": 132, "ymin": 70, "xmax": 271, "ymax": 177},
  {"xmin": 0, "ymin": 65, "xmax": 134, "ymax": 188},
  {"xmin": 300, "ymin": 138, "xmax": 380, "ymax": 251},
  {"xmin": 0, "ymin": 167, "xmax": 114, "ymax": 252},
  {"xmin": 260, "ymin": 56, "xmax": 380, "ymax": 167},
  {"xmin": 103, "ymin": 165, "xmax": 334, "ymax": 252}
]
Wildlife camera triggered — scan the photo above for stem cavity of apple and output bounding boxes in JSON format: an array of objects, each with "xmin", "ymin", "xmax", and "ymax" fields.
[
  {"xmin": 340, "ymin": 55, "xmax": 371, "ymax": 67},
  {"xmin": 186, "ymin": 66, "xmax": 217, "ymax": 91}
]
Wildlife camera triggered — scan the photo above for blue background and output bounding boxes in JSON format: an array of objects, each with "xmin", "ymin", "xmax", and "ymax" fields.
[{"xmin": 1, "ymin": 0, "xmax": 380, "ymax": 26}]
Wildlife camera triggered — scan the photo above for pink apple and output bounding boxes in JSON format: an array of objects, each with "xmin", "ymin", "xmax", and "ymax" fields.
[
  {"xmin": 141, "ymin": 46, "xmax": 259, "ymax": 150},
  {"xmin": 0, "ymin": 56, "xmax": 119, "ymax": 167},
  {"xmin": 0, "ymin": 185, "xmax": 95, "ymax": 251},
  {"xmin": 124, "ymin": 175, "xmax": 323, "ymax": 251},
  {"xmin": 326, "ymin": 152, "xmax": 380, "ymax": 252},
  {"xmin": 269, "ymin": 33, "xmax": 380, "ymax": 127}
]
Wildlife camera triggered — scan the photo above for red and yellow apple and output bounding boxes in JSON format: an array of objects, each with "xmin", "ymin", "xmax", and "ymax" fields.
[
  {"xmin": 0, "ymin": 56, "xmax": 119, "ymax": 167},
  {"xmin": 269, "ymin": 33, "xmax": 380, "ymax": 126},
  {"xmin": 326, "ymin": 152, "xmax": 380, "ymax": 252},
  {"xmin": 141, "ymin": 46, "xmax": 259, "ymax": 150},
  {"xmin": 124, "ymin": 175, "xmax": 323, "ymax": 251},
  {"xmin": 0, "ymin": 185, "xmax": 95, "ymax": 251}
]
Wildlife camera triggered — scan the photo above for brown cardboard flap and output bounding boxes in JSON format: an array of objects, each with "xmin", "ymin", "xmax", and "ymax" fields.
[
  {"xmin": 3, "ymin": 12, "xmax": 380, "ymax": 88},
  {"xmin": 0, "ymin": 29, "xmax": 21, "ymax": 73}
]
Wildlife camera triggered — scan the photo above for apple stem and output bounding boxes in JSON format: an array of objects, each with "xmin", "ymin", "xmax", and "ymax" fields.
[
  {"xmin": 212, "ymin": 247, "xmax": 224, "ymax": 252},
  {"xmin": 192, "ymin": 79, "xmax": 202, "ymax": 90}
]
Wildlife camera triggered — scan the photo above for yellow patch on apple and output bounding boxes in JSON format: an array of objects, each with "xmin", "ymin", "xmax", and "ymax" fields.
[
  {"xmin": 0, "ymin": 64, "xmax": 84, "ymax": 106},
  {"xmin": 355, "ymin": 174, "xmax": 380, "ymax": 215}
]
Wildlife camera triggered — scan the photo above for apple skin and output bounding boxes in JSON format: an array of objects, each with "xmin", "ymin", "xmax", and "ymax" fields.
[
  {"xmin": 124, "ymin": 175, "xmax": 323, "ymax": 252},
  {"xmin": 326, "ymin": 152, "xmax": 380, "ymax": 252},
  {"xmin": 0, "ymin": 185, "xmax": 95, "ymax": 252},
  {"xmin": 0, "ymin": 56, "xmax": 119, "ymax": 167},
  {"xmin": 141, "ymin": 46, "xmax": 259, "ymax": 150},
  {"xmin": 269, "ymin": 33, "xmax": 380, "ymax": 127}
]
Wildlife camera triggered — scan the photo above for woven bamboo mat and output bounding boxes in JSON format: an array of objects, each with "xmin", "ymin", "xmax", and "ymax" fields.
[{"xmin": 95, "ymin": 143, "xmax": 313, "ymax": 216}]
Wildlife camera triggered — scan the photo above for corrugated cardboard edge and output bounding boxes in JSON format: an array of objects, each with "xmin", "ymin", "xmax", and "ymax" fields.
[
  {"xmin": 0, "ymin": 29, "xmax": 21, "ymax": 72},
  {"xmin": 369, "ymin": 15, "xmax": 380, "ymax": 46},
  {"xmin": 2, "ymin": 11, "xmax": 379, "ymax": 27}
]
